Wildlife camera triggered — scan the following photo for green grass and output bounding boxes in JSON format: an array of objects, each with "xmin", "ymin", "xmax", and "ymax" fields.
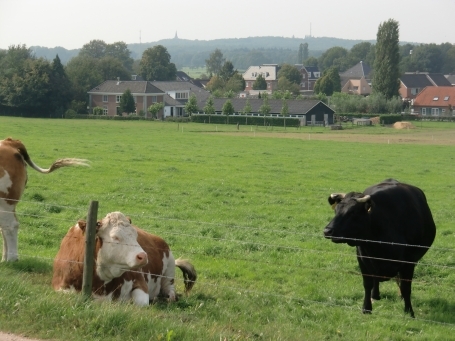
[{"xmin": 1, "ymin": 117, "xmax": 455, "ymax": 340}]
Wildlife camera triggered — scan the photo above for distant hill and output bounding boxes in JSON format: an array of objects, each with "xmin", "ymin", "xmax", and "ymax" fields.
[{"xmin": 30, "ymin": 36, "xmax": 377, "ymax": 69}]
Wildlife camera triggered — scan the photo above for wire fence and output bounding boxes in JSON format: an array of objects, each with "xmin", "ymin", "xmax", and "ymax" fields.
[{"xmin": 1, "ymin": 197, "xmax": 455, "ymax": 327}]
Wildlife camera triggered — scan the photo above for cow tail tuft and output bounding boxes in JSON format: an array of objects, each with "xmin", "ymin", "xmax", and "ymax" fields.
[{"xmin": 175, "ymin": 258, "xmax": 197, "ymax": 293}]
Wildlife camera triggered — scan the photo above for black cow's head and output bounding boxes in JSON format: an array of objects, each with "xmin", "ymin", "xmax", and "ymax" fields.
[{"xmin": 323, "ymin": 192, "xmax": 372, "ymax": 246}]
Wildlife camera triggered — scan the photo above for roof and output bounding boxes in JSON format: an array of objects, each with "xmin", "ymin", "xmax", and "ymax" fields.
[
  {"xmin": 243, "ymin": 65, "xmax": 279, "ymax": 81},
  {"xmin": 445, "ymin": 74, "xmax": 455, "ymax": 85},
  {"xmin": 209, "ymin": 98, "xmax": 334, "ymax": 115},
  {"xmin": 413, "ymin": 86, "xmax": 455, "ymax": 107},
  {"xmin": 340, "ymin": 61, "xmax": 372, "ymax": 79},
  {"xmin": 150, "ymin": 81, "xmax": 203, "ymax": 92},
  {"xmin": 88, "ymin": 80, "xmax": 164, "ymax": 95},
  {"xmin": 400, "ymin": 73, "xmax": 452, "ymax": 88},
  {"xmin": 295, "ymin": 64, "xmax": 320, "ymax": 79}
]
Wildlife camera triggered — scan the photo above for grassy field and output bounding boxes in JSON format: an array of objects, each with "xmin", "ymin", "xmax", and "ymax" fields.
[{"xmin": 0, "ymin": 117, "xmax": 455, "ymax": 340}]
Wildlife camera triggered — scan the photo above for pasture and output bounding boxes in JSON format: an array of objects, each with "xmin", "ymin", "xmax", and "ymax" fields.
[{"xmin": 0, "ymin": 117, "xmax": 455, "ymax": 340}]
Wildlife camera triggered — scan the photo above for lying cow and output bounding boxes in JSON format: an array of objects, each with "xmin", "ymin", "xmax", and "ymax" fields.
[
  {"xmin": 0, "ymin": 137, "xmax": 89, "ymax": 261},
  {"xmin": 324, "ymin": 179, "xmax": 436, "ymax": 317},
  {"xmin": 52, "ymin": 211, "xmax": 196, "ymax": 305}
]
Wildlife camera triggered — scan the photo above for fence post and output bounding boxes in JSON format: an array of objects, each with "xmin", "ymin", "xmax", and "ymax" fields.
[{"xmin": 82, "ymin": 200, "xmax": 99, "ymax": 300}]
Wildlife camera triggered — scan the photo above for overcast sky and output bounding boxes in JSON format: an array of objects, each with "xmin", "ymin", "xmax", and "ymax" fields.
[{"xmin": 1, "ymin": 0, "xmax": 454, "ymax": 50}]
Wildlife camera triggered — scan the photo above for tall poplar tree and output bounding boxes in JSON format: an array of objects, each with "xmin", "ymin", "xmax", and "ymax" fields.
[{"xmin": 373, "ymin": 19, "xmax": 400, "ymax": 99}]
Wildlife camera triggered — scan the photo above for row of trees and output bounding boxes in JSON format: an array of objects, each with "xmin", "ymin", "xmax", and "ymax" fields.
[{"xmin": 0, "ymin": 41, "xmax": 179, "ymax": 117}]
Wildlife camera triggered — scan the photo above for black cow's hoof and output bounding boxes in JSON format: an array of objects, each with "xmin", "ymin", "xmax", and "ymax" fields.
[{"xmin": 362, "ymin": 309, "xmax": 372, "ymax": 314}]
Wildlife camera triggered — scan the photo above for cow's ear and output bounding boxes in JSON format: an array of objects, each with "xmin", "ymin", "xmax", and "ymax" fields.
[
  {"xmin": 96, "ymin": 220, "xmax": 102, "ymax": 231},
  {"xmin": 328, "ymin": 193, "xmax": 345, "ymax": 210},
  {"xmin": 77, "ymin": 220, "xmax": 87, "ymax": 233},
  {"xmin": 365, "ymin": 200, "xmax": 373, "ymax": 213},
  {"xmin": 126, "ymin": 216, "xmax": 132, "ymax": 224}
]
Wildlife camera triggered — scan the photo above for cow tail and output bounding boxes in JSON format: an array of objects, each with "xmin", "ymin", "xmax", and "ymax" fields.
[{"xmin": 175, "ymin": 258, "xmax": 197, "ymax": 293}]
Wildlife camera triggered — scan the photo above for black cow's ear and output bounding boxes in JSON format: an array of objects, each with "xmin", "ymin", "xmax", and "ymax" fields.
[{"xmin": 365, "ymin": 200, "xmax": 373, "ymax": 213}]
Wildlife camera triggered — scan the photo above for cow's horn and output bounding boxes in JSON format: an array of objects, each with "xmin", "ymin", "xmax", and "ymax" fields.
[
  {"xmin": 330, "ymin": 193, "xmax": 345, "ymax": 200},
  {"xmin": 355, "ymin": 195, "xmax": 371, "ymax": 203}
]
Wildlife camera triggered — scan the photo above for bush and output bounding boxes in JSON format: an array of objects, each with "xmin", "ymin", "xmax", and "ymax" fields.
[
  {"xmin": 191, "ymin": 114, "xmax": 300, "ymax": 127},
  {"xmin": 64, "ymin": 109, "xmax": 77, "ymax": 119},
  {"xmin": 92, "ymin": 107, "xmax": 103, "ymax": 116}
]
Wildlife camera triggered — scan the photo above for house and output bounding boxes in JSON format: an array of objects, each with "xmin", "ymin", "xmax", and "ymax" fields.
[
  {"xmin": 207, "ymin": 98, "xmax": 335, "ymax": 126},
  {"xmin": 340, "ymin": 61, "xmax": 372, "ymax": 96},
  {"xmin": 88, "ymin": 80, "xmax": 211, "ymax": 118},
  {"xmin": 399, "ymin": 72, "xmax": 452, "ymax": 101},
  {"xmin": 243, "ymin": 64, "xmax": 279, "ymax": 93},
  {"xmin": 151, "ymin": 81, "xmax": 211, "ymax": 118},
  {"xmin": 88, "ymin": 80, "xmax": 165, "ymax": 117},
  {"xmin": 412, "ymin": 86, "xmax": 455, "ymax": 116},
  {"xmin": 294, "ymin": 65, "xmax": 321, "ymax": 93}
]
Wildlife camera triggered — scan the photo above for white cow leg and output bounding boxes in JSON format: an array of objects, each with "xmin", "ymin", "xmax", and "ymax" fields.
[
  {"xmin": 131, "ymin": 288, "xmax": 149, "ymax": 306},
  {"xmin": 1, "ymin": 225, "xmax": 18, "ymax": 261}
]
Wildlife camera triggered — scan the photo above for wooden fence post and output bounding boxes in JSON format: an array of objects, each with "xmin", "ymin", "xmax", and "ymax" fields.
[{"xmin": 82, "ymin": 200, "xmax": 98, "ymax": 300}]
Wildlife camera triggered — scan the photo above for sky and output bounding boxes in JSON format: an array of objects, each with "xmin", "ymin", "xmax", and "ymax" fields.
[{"xmin": 1, "ymin": 0, "xmax": 454, "ymax": 50}]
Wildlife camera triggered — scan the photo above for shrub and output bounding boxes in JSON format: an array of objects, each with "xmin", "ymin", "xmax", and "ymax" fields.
[{"xmin": 64, "ymin": 109, "xmax": 77, "ymax": 119}]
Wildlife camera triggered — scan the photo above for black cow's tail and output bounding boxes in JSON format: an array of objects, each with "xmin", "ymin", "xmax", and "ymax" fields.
[{"xmin": 175, "ymin": 258, "xmax": 197, "ymax": 293}]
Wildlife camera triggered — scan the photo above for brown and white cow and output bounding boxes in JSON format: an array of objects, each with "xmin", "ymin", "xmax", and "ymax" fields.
[
  {"xmin": 0, "ymin": 137, "xmax": 89, "ymax": 262},
  {"xmin": 52, "ymin": 211, "xmax": 197, "ymax": 306}
]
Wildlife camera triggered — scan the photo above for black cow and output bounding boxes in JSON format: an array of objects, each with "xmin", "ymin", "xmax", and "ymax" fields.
[{"xmin": 323, "ymin": 179, "xmax": 436, "ymax": 317}]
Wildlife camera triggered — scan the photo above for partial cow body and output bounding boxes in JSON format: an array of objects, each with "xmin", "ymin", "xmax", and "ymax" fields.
[
  {"xmin": 0, "ymin": 137, "xmax": 89, "ymax": 261},
  {"xmin": 52, "ymin": 212, "xmax": 196, "ymax": 305},
  {"xmin": 324, "ymin": 179, "xmax": 436, "ymax": 317}
]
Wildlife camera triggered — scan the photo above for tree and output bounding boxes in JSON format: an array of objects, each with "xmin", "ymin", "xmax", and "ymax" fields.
[
  {"xmin": 49, "ymin": 54, "xmax": 72, "ymax": 116},
  {"xmin": 259, "ymin": 96, "xmax": 271, "ymax": 116},
  {"xmin": 318, "ymin": 46, "xmax": 349, "ymax": 72},
  {"xmin": 373, "ymin": 19, "xmax": 400, "ymax": 99},
  {"xmin": 65, "ymin": 55, "xmax": 104, "ymax": 102},
  {"xmin": 140, "ymin": 45, "xmax": 177, "ymax": 81},
  {"xmin": 314, "ymin": 67, "xmax": 341, "ymax": 96},
  {"xmin": 219, "ymin": 61, "xmax": 235, "ymax": 81},
  {"xmin": 277, "ymin": 64, "xmax": 302, "ymax": 85},
  {"xmin": 280, "ymin": 99, "xmax": 289, "ymax": 116},
  {"xmin": 278, "ymin": 76, "xmax": 300, "ymax": 96},
  {"xmin": 347, "ymin": 42, "xmax": 373, "ymax": 67},
  {"xmin": 298, "ymin": 43, "xmax": 309, "ymax": 64},
  {"xmin": 203, "ymin": 96, "xmax": 215, "ymax": 115},
  {"xmin": 79, "ymin": 40, "xmax": 107, "ymax": 59},
  {"xmin": 185, "ymin": 94, "xmax": 199, "ymax": 115},
  {"xmin": 205, "ymin": 49, "xmax": 225, "ymax": 76},
  {"xmin": 98, "ymin": 56, "xmax": 130, "ymax": 81},
  {"xmin": 148, "ymin": 102, "xmax": 164, "ymax": 118},
  {"xmin": 222, "ymin": 99, "xmax": 234, "ymax": 123},
  {"xmin": 242, "ymin": 99, "xmax": 252, "ymax": 114},
  {"xmin": 305, "ymin": 56, "xmax": 318, "ymax": 67},
  {"xmin": 119, "ymin": 89, "xmax": 136, "ymax": 115},
  {"xmin": 253, "ymin": 74, "xmax": 267, "ymax": 90},
  {"xmin": 224, "ymin": 73, "xmax": 245, "ymax": 93},
  {"xmin": 105, "ymin": 41, "xmax": 134, "ymax": 71},
  {"xmin": 205, "ymin": 75, "xmax": 225, "ymax": 92}
]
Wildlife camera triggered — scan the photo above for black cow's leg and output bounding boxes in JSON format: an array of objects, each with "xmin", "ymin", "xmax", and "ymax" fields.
[
  {"xmin": 362, "ymin": 273, "xmax": 374, "ymax": 314},
  {"xmin": 399, "ymin": 265, "xmax": 415, "ymax": 318},
  {"xmin": 371, "ymin": 279, "xmax": 380, "ymax": 300}
]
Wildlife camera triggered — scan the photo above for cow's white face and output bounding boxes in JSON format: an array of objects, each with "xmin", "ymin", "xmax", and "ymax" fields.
[{"xmin": 95, "ymin": 212, "xmax": 148, "ymax": 282}]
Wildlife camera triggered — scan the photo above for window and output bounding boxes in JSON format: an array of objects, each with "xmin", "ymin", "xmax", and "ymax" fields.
[
  {"xmin": 433, "ymin": 97, "xmax": 439, "ymax": 101},
  {"xmin": 302, "ymin": 74, "xmax": 306, "ymax": 79},
  {"xmin": 176, "ymin": 92, "xmax": 188, "ymax": 99},
  {"xmin": 152, "ymin": 96, "xmax": 157, "ymax": 102},
  {"xmin": 116, "ymin": 95, "xmax": 122, "ymax": 103},
  {"xmin": 444, "ymin": 96, "xmax": 449, "ymax": 101},
  {"xmin": 103, "ymin": 95, "xmax": 108, "ymax": 102},
  {"xmin": 133, "ymin": 96, "xmax": 137, "ymax": 103},
  {"xmin": 431, "ymin": 108, "xmax": 440, "ymax": 116},
  {"xmin": 422, "ymin": 108, "xmax": 427, "ymax": 115},
  {"xmin": 246, "ymin": 82, "xmax": 249, "ymax": 87},
  {"xmin": 103, "ymin": 106, "xmax": 108, "ymax": 115},
  {"xmin": 267, "ymin": 82, "xmax": 271, "ymax": 88}
]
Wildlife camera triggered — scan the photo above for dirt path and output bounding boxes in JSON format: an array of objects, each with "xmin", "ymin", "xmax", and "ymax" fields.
[{"xmin": 0, "ymin": 332, "xmax": 44, "ymax": 341}]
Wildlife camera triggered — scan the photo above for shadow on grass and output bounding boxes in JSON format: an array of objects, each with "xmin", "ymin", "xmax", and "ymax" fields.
[
  {"xmin": 418, "ymin": 298, "xmax": 455, "ymax": 324},
  {"xmin": 1, "ymin": 257, "xmax": 52, "ymax": 274}
]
